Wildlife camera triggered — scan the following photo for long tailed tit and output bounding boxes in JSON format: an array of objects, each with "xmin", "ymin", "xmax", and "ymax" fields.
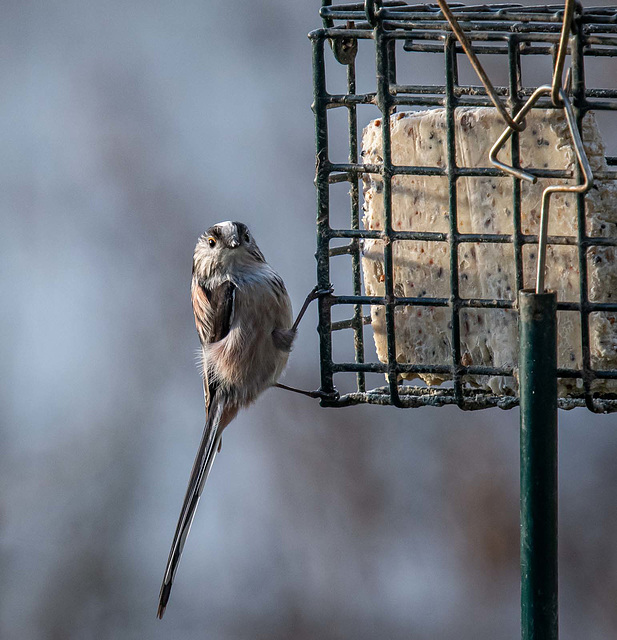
[{"xmin": 158, "ymin": 221, "xmax": 325, "ymax": 618}]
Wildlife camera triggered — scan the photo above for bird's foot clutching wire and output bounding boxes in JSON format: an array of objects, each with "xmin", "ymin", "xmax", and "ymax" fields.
[
  {"xmin": 281, "ymin": 285, "xmax": 335, "ymax": 400},
  {"xmin": 291, "ymin": 284, "xmax": 334, "ymax": 332},
  {"xmin": 275, "ymin": 382, "xmax": 338, "ymax": 401}
]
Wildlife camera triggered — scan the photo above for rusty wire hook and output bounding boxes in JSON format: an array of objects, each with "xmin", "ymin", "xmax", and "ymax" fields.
[
  {"xmin": 489, "ymin": 1, "xmax": 591, "ymax": 293},
  {"xmin": 552, "ymin": 0, "xmax": 576, "ymax": 106},
  {"xmin": 490, "ymin": 84, "xmax": 593, "ymax": 293},
  {"xmin": 435, "ymin": 0, "xmax": 525, "ymax": 132},
  {"xmin": 490, "ymin": 85, "xmax": 592, "ymax": 293},
  {"xmin": 535, "ymin": 88, "xmax": 593, "ymax": 294}
]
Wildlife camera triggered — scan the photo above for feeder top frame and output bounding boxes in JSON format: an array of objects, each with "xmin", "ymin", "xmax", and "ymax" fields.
[{"xmin": 320, "ymin": 2, "xmax": 617, "ymax": 35}]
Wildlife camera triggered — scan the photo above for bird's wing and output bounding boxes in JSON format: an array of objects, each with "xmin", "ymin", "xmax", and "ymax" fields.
[
  {"xmin": 157, "ymin": 280, "xmax": 236, "ymax": 619},
  {"xmin": 206, "ymin": 280, "xmax": 236, "ymax": 342},
  {"xmin": 191, "ymin": 278, "xmax": 236, "ymax": 346}
]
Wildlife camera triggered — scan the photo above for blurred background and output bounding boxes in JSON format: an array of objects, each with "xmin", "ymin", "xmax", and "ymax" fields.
[{"xmin": 2, "ymin": 1, "xmax": 617, "ymax": 638}]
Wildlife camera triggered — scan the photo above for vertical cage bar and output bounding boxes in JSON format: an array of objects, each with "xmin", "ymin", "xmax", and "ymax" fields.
[
  {"xmin": 571, "ymin": 21, "xmax": 596, "ymax": 412},
  {"xmin": 312, "ymin": 33, "xmax": 336, "ymax": 398},
  {"xmin": 519, "ymin": 290, "xmax": 558, "ymax": 640},
  {"xmin": 508, "ymin": 35, "xmax": 525, "ymax": 295},
  {"xmin": 321, "ymin": 0, "xmax": 333, "ymax": 28},
  {"xmin": 347, "ymin": 55, "xmax": 366, "ymax": 394},
  {"xmin": 444, "ymin": 35, "xmax": 464, "ymax": 407},
  {"xmin": 375, "ymin": 24, "xmax": 402, "ymax": 407},
  {"xmin": 387, "ymin": 38, "xmax": 397, "ymax": 108}
]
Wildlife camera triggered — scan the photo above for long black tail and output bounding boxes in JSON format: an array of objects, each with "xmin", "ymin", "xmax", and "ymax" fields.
[{"xmin": 157, "ymin": 393, "xmax": 225, "ymax": 619}]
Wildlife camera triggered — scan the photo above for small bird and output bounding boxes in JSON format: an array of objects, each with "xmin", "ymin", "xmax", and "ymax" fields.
[{"xmin": 157, "ymin": 221, "xmax": 324, "ymax": 618}]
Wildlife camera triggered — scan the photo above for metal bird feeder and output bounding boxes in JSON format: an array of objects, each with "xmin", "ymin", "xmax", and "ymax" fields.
[
  {"xmin": 310, "ymin": 1, "xmax": 617, "ymax": 638},
  {"xmin": 311, "ymin": 0, "xmax": 617, "ymax": 412}
]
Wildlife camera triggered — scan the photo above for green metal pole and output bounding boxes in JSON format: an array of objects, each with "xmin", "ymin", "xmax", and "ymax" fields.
[{"xmin": 519, "ymin": 290, "xmax": 558, "ymax": 640}]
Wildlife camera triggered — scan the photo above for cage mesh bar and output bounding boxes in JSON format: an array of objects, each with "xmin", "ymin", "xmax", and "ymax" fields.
[
  {"xmin": 509, "ymin": 35, "xmax": 525, "ymax": 296},
  {"xmin": 313, "ymin": 34, "xmax": 336, "ymax": 398},
  {"xmin": 444, "ymin": 35, "xmax": 464, "ymax": 406},
  {"xmin": 311, "ymin": 2, "xmax": 617, "ymax": 412},
  {"xmin": 347, "ymin": 54, "xmax": 368, "ymax": 393},
  {"xmin": 572, "ymin": 23, "xmax": 590, "ymax": 410}
]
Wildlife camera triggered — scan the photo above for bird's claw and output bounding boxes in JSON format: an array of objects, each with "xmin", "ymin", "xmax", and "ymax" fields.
[
  {"xmin": 310, "ymin": 284, "xmax": 334, "ymax": 301},
  {"xmin": 302, "ymin": 387, "xmax": 340, "ymax": 401},
  {"xmin": 313, "ymin": 388, "xmax": 340, "ymax": 401},
  {"xmin": 275, "ymin": 383, "xmax": 339, "ymax": 401}
]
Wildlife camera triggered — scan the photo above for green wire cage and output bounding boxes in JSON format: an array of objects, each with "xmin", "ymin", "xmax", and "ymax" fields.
[{"xmin": 310, "ymin": 1, "xmax": 617, "ymax": 413}]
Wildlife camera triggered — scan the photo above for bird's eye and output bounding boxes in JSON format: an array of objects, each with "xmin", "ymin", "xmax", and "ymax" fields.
[
  {"xmin": 244, "ymin": 232, "xmax": 250, "ymax": 243},
  {"xmin": 207, "ymin": 237, "xmax": 216, "ymax": 248}
]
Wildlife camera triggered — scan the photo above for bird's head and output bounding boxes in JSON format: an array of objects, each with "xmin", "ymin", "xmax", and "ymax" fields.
[{"xmin": 193, "ymin": 221, "xmax": 265, "ymax": 279}]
